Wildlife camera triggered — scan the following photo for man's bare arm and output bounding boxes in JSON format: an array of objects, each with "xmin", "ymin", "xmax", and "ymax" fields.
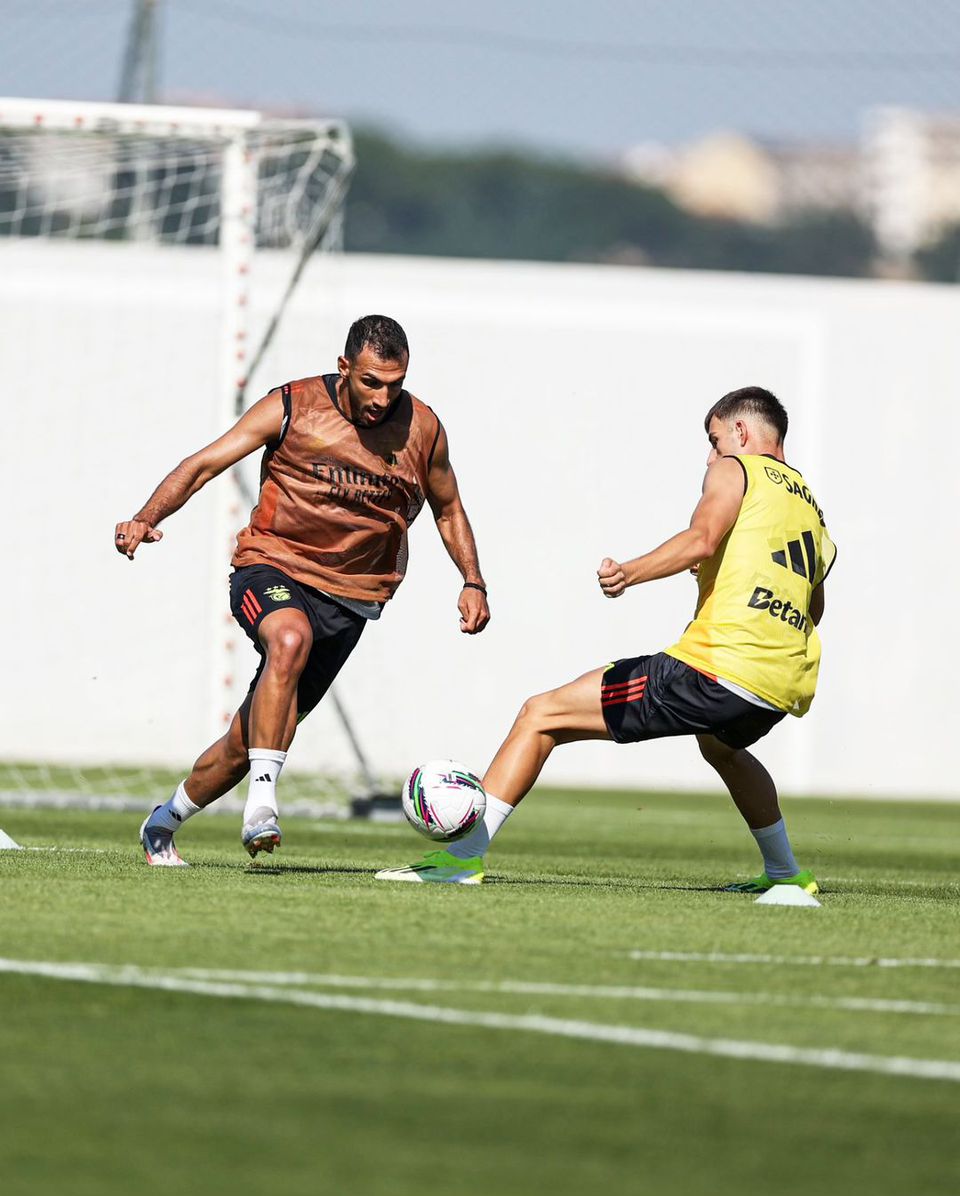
[
  {"xmin": 114, "ymin": 391, "xmax": 284, "ymax": 559},
  {"xmin": 598, "ymin": 456, "xmax": 746, "ymax": 598},
  {"xmin": 425, "ymin": 424, "xmax": 490, "ymax": 635}
]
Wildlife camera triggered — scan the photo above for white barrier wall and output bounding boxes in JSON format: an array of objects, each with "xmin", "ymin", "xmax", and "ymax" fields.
[{"xmin": 2, "ymin": 241, "xmax": 958, "ymax": 797}]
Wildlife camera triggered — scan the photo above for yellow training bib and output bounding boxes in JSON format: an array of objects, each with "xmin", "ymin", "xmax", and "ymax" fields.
[{"xmin": 666, "ymin": 455, "xmax": 836, "ymax": 715}]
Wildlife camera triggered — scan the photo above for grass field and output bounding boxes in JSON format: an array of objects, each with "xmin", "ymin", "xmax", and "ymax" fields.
[{"xmin": 1, "ymin": 788, "xmax": 958, "ymax": 1196}]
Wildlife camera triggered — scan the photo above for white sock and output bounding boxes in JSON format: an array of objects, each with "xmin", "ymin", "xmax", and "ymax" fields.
[
  {"xmin": 751, "ymin": 817, "xmax": 800, "ymax": 879},
  {"xmin": 149, "ymin": 781, "xmax": 201, "ymax": 832},
  {"xmin": 446, "ymin": 795, "xmax": 515, "ymax": 860},
  {"xmin": 244, "ymin": 748, "xmax": 286, "ymax": 822}
]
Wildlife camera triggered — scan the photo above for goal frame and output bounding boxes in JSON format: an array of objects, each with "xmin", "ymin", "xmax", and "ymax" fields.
[{"xmin": 0, "ymin": 98, "xmax": 382, "ymax": 806}]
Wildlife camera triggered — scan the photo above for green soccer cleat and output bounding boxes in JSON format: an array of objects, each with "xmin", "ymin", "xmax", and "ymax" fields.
[
  {"xmin": 723, "ymin": 869, "xmax": 819, "ymax": 895},
  {"xmin": 374, "ymin": 849, "xmax": 484, "ymax": 884}
]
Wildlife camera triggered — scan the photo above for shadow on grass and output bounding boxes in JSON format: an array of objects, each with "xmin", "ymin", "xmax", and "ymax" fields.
[
  {"xmin": 241, "ymin": 862, "xmax": 373, "ymax": 878},
  {"xmin": 172, "ymin": 858, "xmax": 374, "ymax": 878},
  {"xmin": 191, "ymin": 861, "xmax": 716, "ymax": 890},
  {"xmin": 484, "ymin": 874, "xmax": 721, "ymax": 893},
  {"xmin": 234, "ymin": 864, "xmax": 734, "ymax": 891}
]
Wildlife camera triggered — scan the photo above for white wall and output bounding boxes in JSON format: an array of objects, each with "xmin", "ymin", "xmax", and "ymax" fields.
[{"xmin": 2, "ymin": 240, "xmax": 958, "ymax": 797}]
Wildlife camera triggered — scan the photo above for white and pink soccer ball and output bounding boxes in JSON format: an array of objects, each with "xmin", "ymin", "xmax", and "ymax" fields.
[{"xmin": 401, "ymin": 759, "xmax": 487, "ymax": 842}]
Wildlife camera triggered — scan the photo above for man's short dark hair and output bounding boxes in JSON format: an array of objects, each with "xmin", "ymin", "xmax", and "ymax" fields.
[
  {"xmin": 344, "ymin": 314, "xmax": 409, "ymax": 362},
  {"xmin": 704, "ymin": 386, "xmax": 788, "ymax": 443}
]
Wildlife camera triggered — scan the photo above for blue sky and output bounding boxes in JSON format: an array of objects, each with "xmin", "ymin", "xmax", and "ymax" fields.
[{"xmin": 4, "ymin": 0, "xmax": 959, "ymax": 158}]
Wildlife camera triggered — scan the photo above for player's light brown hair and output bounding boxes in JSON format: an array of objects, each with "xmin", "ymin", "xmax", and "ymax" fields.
[
  {"xmin": 705, "ymin": 386, "xmax": 788, "ymax": 443},
  {"xmin": 345, "ymin": 314, "xmax": 409, "ymax": 362}
]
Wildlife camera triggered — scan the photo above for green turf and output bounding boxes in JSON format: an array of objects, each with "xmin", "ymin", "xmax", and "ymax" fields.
[{"xmin": 1, "ymin": 790, "xmax": 958, "ymax": 1196}]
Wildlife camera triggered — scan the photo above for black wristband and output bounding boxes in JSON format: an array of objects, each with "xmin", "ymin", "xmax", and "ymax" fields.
[{"xmin": 462, "ymin": 581, "xmax": 487, "ymax": 596}]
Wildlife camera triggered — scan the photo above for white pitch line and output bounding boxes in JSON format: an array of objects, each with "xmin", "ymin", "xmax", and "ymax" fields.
[
  {"xmin": 628, "ymin": 950, "xmax": 960, "ymax": 970},
  {"xmin": 1, "ymin": 957, "xmax": 960, "ymax": 1084},
  {"xmin": 171, "ymin": 967, "xmax": 960, "ymax": 1018}
]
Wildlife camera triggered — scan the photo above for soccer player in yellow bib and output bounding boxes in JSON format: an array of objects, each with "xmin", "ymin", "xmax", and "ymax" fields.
[{"xmin": 377, "ymin": 386, "xmax": 836, "ymax": 889}]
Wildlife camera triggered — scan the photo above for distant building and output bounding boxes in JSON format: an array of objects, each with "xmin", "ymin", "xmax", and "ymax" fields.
[
  {"xmin": 623, "ymin": 133, "xmax": 780, "ymax": 223},
  {"xmin": 623, "ymin": 133, "xmax": 773, "ymax": 223},
  {"xmin": 863, "ymin": 107, "xmax": 960, "ymax": 257},
  {"xmin": 762, "ymin": 139, "xmax": 861, "ymax": 217},
  {"xmin": 623, "ymin": 108, "xmax": 960, "ymax": 259},
  {"xmin": 622, "ymin": 131, "xmax": 858, "ymax": 225}
]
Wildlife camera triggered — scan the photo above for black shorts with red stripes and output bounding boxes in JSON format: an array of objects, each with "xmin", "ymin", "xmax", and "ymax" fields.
[
  {"xmin": 229, "ymin": 564, "xmax": 366, "ymax": 720},
  {"xmin": 600, "ymin": 652, "xmax": 786, "ymax": 750}
]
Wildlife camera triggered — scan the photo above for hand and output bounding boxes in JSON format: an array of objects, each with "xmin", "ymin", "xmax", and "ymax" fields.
[
  {"xmin": 689, "ymin": 562, "xmax": 700, "ymax": 577},
  {"xmin": 597, "ymin": 557, "xmax": 626, "ymax": 598},
  {"xmin": 114, "ymin": 519, "xmax": 163, "ymax": 560},
  {"xmin": 458, "ymin": 585, "xmax": 490, "ymax": 635}
]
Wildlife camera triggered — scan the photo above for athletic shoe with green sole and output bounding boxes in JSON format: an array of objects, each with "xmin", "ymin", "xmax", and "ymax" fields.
[
  {"xmin": 723, "ymin": 869, "xmax": 819, "ymax": 895},
  {"xmin": 374, "ymin": 849, "xmax": 484, "ymax": 884}
]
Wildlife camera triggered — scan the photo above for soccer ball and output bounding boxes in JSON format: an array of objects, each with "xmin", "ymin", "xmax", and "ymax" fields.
[{"xmin": 401, "ymin": 759, "xmax": 486, "ymax": 842}]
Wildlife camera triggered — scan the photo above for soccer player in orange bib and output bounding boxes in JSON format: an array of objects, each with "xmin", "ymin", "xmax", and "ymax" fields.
[
  {"xmin": 116, "ymin": 315, "xmax": 489, "ymax": 865},
  {"xmin": 377, "ymin": 387, "xmax": 835, "ymax": 889}
]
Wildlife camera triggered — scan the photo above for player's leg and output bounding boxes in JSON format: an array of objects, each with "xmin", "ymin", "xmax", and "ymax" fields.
[
  {"xmin": 225, "ymin": 566, "xmax": 321, "ymax": 855},
  {"xmin": 141, "ymin": 607, "xmax": 318, "ymax": 864},
  {"xmin": 375, "ymin": 667, "xmax": 611, "ymax": 883},
  {"xmin": 248, "ymin": 607, "xmax": 313, "ymax": 750},
  {"xmin": 697, "ymin": 734, "xmax": 817, "ymax": 894},
  {"xmin": 481, "ymin": 667, "xmax": 611, "ymax": 805},
  {"xmin": 140, "ymin": 695, "xmax": 254, "ymax": 866},
  {"xmin": 240, "ymin": 606, "xmax": 314, "ymax": 855},
  {"xmin": 165, "ymin": 616, "xmax": 307, "ymax": 817},
  {"xmin": 243, "ymin": 592, "xmax": 366, "ymax": 856},
  {"xmin": 695, "ymin": 734, "xmax": 781, "ymax": 829},
  {"xmin": 140, "ymin": 566, "xmax": 315, "ymax": 866}
]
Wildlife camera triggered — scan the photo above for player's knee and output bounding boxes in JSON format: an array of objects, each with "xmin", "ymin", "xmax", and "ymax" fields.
[
  {"xmin": 697, "ymin": 733, "xmax": 738, "ymax": 770},
  {"xmin": 515, "ymin": 691, "xmax": 554, "ymax": 732},
  {"xmin": 265, "ymin": 625, "xmax": 312, "ymax": 673}
]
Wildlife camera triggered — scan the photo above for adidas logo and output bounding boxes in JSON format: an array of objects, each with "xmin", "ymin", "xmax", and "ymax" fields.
[
  {"xmin": 254, "ymin": 773, "xmax": 272, "ymax": 784},
  {"xmin": 771, "ymin": 531, "xmax": 817, "ymax": 582}
]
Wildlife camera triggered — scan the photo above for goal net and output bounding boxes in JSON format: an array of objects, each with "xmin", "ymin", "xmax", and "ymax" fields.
[{"xmin": 0, "ymin": 98, "xmax": 384, "ymax": 818}]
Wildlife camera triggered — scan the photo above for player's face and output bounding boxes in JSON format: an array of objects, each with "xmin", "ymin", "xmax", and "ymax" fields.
[
  {"xmin": 339, "ymin": 347, "xmax": 408, "ymax": 426},
  {"xmin": 706, "ymin": 416, "xmax": 745, "ymax": 464}
]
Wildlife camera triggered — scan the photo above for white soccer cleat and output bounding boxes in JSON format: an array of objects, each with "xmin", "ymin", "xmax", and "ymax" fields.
[
  {"xmin": 242, "ymin": 807, "xmax": 282, "ymax": 858},
  {"xmin": 139, "ymin": 807, "xmax": 189, "ymax": 867},
  {"xmin": 374, "ymin": 849, "xmax": 484, "ymax": 884}
]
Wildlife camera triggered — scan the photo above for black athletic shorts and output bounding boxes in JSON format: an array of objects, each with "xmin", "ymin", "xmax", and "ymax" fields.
[
  {"xmin": 229, "ymin": 564, "xmax": 366, "ymax": 720},
  {"xmin": 601, "ymin": 652, "xmax": 786, "ymax": 750}
]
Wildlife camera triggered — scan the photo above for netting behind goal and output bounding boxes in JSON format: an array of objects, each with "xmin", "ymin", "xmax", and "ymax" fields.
[
  {"xmin": 1, "ymin": 123, "xmax": 341, "ymax": 248},
  {"xmin": 0, "ymin": 99, "xmax": 352, "ymax": 395},
  {"xmin": 0, "ymin": 98, "xmax": 376, "ymax": 816}
]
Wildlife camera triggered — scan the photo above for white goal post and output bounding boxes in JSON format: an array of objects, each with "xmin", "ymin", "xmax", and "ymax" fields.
[
  {"xmin": 0, "ymin": 96, "xmax": 353, "ymax": 413},
  {"xmin": 0, "ymin": 97, "xmax": 382, "ymax": 814}
]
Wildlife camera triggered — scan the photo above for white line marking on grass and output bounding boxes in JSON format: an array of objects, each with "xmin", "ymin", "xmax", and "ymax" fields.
[
  {"xmin": 2, "ymin": 958, "xmax": 960, "ymax": 1084},
  {"xmin": 628, "ymin": 950, "xmax": 960, "ymax": 970},
  {"xmin": 170, "ymin": 968, "xmax": 960, "ymax": 1018}
]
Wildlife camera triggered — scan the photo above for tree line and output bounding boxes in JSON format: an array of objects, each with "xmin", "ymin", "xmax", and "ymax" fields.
[{"xmin": 345, "ymin": 129, "xmax": 959, "ymax": 283}]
